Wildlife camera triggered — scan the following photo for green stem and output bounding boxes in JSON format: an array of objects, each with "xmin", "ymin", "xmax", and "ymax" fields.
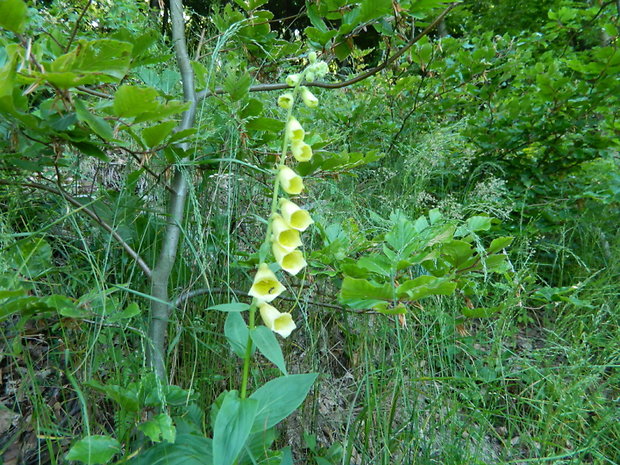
[{"xmin": 239, "ymin": 72, "xmax": 306, "ymax": 399}]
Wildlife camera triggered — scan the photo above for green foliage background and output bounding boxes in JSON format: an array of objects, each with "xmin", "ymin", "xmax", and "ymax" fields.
[{"xmin": 0, "ymin": 0, "xmax": 618, "ymax": 464}]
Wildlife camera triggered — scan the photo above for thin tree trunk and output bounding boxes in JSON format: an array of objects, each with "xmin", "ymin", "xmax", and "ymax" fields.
[{"xmin": 147, "ymin": 0, "xmax": 197, "ymax": 381}]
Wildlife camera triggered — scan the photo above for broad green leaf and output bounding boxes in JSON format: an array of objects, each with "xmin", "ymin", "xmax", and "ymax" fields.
[
  {"xmin": 339, "ymin": 276, "xmax": 393, "ymax": 309},
  {"xmin": 356, "ymin": 254, "xmax": 392, "ymax": 277},
  {"xmin": 225, "ymin": 312, "xmax": 253, "ymax": 357},
  {"xmin": 66, "ymin": 435, "xmax": 120, "ymax": 464},
  {"xmin": 441, "ymin": 240, "xmax": 474, "ymax": 267},
  {"xmin": 385, "ymin": 213, "xmax": 418, "ymax": 252},
  {"xmin": 487, "ymin": 236, "xmax": 513, "ymax": 254},
  {"xmin": 208, "ymin": 302, "xmax": 250, "ymax": 312},
  {"xmin": 44, "ymin": 295, "xmax": 83, "ymax": 318},
  {"xmin": 0, "ymin": 0, "xmax": 28, "ymax": 33},
  {"xmin": 86, "ymin": 380, "xmax": 140, "ymax": 412},
  {"xmin": 396, "ymin": 275, "xmax": 457, "ymax": 300},
  {"xmin": 249, "ymin": 373, "xmax": 318, "ymax": 433},
  {"xmin": 246, "ymin": 117, "xmax": 285, "ymax": 132},
  {"xmin": 0, "ymin": 44, "xmax": 19, "ymax": 115},
  {"xmin": 71, "ymin": 141, "xmax": 109, "ymax": 161},
  {"xmin": 213, "ymin": 391, "xmax": 258, "ymax": 465},
  {"xmin": 456, "ymin": 216, "xmax": 492, "ymax": 236},
  {"xmin": 142, "ymin": 121, "xmax": 177, "ymax": 148},
  {"xmin": 47, "ymin": 39, "xmax": 132, "ymax": 87},
  {"xmin": 251, "ymin": 326, "xmax": 287, "ymax": 375},
  {"xmin": 138, "ymin": 413, "xmax": 176, "ymax": 443},
  {"xmin": 113, "ymin": 85, "xmax": 160, "ymax": 118},
  {"xmin": 74, "ymin": 99, "xmax": 115, "ymax": 140},
  {"xmin": 128, "ymin": 433, "xmax": 213, "ymax": 465},
  {"xmin": 484, "ymin": 254, "xmax": 511, "ymax": 273}
]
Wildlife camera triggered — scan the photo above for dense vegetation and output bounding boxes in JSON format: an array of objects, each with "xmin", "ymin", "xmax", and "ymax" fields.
[{"xmin": 0, "ymin": 0, "xmax": 618, "ymax": 464}]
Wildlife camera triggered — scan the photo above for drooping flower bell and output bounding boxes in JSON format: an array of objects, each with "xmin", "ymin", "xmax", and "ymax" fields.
[
  {"xmin": 272, "ymin": 242, "xmax": 307, "ymax": 276},
  {"xmin": 285, "ymin": 73, "xmax": 301, "ymax": 87},
  {"xmin": 286, "ymin": 117, "xmax": 305, "ymax": 142},
  {"xmin": 278, "ymin": 166, "xmax": 304, "ymax": 195},
  {"xmin": 248, "ymin": 263, "xmax": 286, "ymax": 303},
  {"xmin": 301, "ymin": 87, "xmax": 318, "ymax": 108},
  {"xmin": 259, "ymin": 303, "xmax": 296, "ymax": 338},
  {"xmin": 278, "ymin": 93, "xmax": 294, "ymax": 109},
  {"xmin": 272, "ymin": 214, "xmax": 302, "ymax": 251},
  {"xmin": 279, "ymin": 199, "xmax": 314, "ymax": 231},
  {"xmin": 291, "ymin": 140, "xmax": 313, "ymax": 162}
]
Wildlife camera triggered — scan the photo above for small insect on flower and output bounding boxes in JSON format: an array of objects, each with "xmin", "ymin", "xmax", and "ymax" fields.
[{"xmin": 248, "ymin": 263, "xmax": 285, "ymax": 303}]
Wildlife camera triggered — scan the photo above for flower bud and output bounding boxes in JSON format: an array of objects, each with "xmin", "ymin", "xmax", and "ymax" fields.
[
  {"xmin": 305, "ymin": 71, "xmax": 315, "ymax": 82},
  {"xmin": 313, "ymin": 61, "xmax": 329, "ymax": 78},
  {"xmin": 259, "ymin": 303, "xmax": 296, "ymax": 338},
  {"xmin": 291, "ymin": 140, "xmax": 313, "ymax": 162},
  {"xmin": 279, "ymin": 199, "xmax": 314, "ymax": 231},
  {"xmin": 248, "ymin": 263, "xmax": 285, "ymax": 303},
  {"xmin": 285, "ymin": 73, "xmax": 301, "ymax": 87},
  {"xmin": 278, "ymin": 93, "xmax": 294, "ymax": 109},
  {"xmin": 278, "ymin": 166, "xmax": 304, "ymax": 195},
  {"xmin": 286, "ymin": 117, "xmax": 305, "ymax": 142},
  {"xmin": 301, "ymin": 87, "xmax": 318, "ymax": 108},
  {"xmin": 272, "ymin": 214, "xmax": 302, "ymax": 251},
  {"xmin": 308, "ymin": 51, "xmax": 318, "ymax": 64}
]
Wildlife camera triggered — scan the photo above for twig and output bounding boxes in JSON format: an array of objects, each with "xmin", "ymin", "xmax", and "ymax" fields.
[
  {"xmin": 65, "ymin": 0, "xmax": 93, "ymax": 53},
  {"xmin": 0, "ymin": 179, "xmax": 153, "ymax": 278}
]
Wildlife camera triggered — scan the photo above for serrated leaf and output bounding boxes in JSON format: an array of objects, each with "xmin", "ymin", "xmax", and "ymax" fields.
[
  {"xmin": 66, "ymin": 435, "xmax": 120, "ymax": 464},
  {"xmin": 251, "ymin": 326, "xmax": 287, "ymax": 375},
  {"xmin": 224, "ymin": 72, "xmax": 251, "ymax": 101}
]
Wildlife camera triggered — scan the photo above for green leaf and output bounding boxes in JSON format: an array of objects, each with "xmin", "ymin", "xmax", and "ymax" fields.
[
  {"xmin": 441, "ymin": 240, "xmax": 474, "ymax": 267},
  {"xmin": 113, "ymin": 85, "xmax": 160, "ymax": 118},
  {"xmin": 138, "ymin": 413, "xmax": 176, "ymax": 443},
  {"xmin": 74, "ymin": 99, "xmax": 115, "ymax": 141},
  {"xmin": 225, "ymin": 312, "xmax": 253, "ymax": 357},
  {"xmin": 46, "ymin": 39, "xmax": 132, "ymax": 87},
  {"xmin": 246, "ymin": 117, "xmax": 285, "ymax": 133},
  {"xmin": 128, "ymin": 433, "xmax": 213, "ymax": 465},
  {"xmin": 456, "ymin": 216, "xmax": 492, "ymax": 236},
  {"xmin": 224, "ymin": 71, "xmax": 252, "ymax": 101},
  {"xmin": 461, "ymin": 306, "xmax": 501, "ymax": 318},
  {"xmin": 71, "ymin": 141, "xmax": 109, "ymax": 161},
  {"xmin": 44, "ymin": 295, "xmax": 83, "ymax": 318},
  {"xmin": 0, "ymin": 0, "xmax": 28, "ymax": 33},
  {"xmin": 356, "ymin": 254, "xmax": 392, "ymax": 277},
  {"xmin": 66, "ymin": 435, "xmax": 120, "ymax": 464},
  {"xmin": 251, "ymin": 326, "xmax": 287, "ymax": 375},
  {"xmin": 487, "ymin": 236, "xmax": 513, "ymax": 254},
  {"xmin": 142, "ymin": 121, "xmax": 177, "ymax": 148},
  {"xmin": 208, "ymin": 302, "xmax": 250, "ymax": 312},
  {"xmin": 339, "ymin": 276, "xmax": 393, "ymax": 309},
  {"xmin": 396, "ymin": 275, "xmax": 457, "ymax": 300},
  {"xmin": 213, "ymin": 391, "xmax": 258, "ymax": 465},
  {"xmin": 7, "ymin": 237, "xmax": 52, "ymax": 278},
  {"xmin": 249, "ymin": 373, "xmax": 318, "ymax": 433}
]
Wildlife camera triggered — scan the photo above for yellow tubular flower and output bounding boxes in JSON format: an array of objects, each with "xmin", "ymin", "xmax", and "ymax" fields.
[
  {"xmin": 285, "ymin": 73, "xmax": 301, "ymax": 87},
  {"xmin": 279, "ymin": 198, "xmax": 314, "ymax": 231},
  {"xmin": 291, "ymin": 140, "xmax": 313, "ymax": 162},
  {"xmin": 272, "ymin": 214, "xmax": 302, "ymax": 251},
  {"xmin": 272, "ymin": 242, "xmax": 307, "ymax": 276},
  {"xmin": 301, "ymin": 87, "xmax": 318, "ymax": 108},
  {"xmin": 278, "ymin": 166, "xmax": 304, "ymax": 195},
  {"xmin": 259, "ymin": 303, "xmax": 296, "ymax": 338},
  {"xmin": 286, "ymin": 117, "xmax": 305, "ymax": 142},
  {"xmin": 248, "ymin": 263, "xmax": 285, "ymax": 303},
  {"xmin": 278, "ymin": 93, "xmax": 294, "ymax": 109}
]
